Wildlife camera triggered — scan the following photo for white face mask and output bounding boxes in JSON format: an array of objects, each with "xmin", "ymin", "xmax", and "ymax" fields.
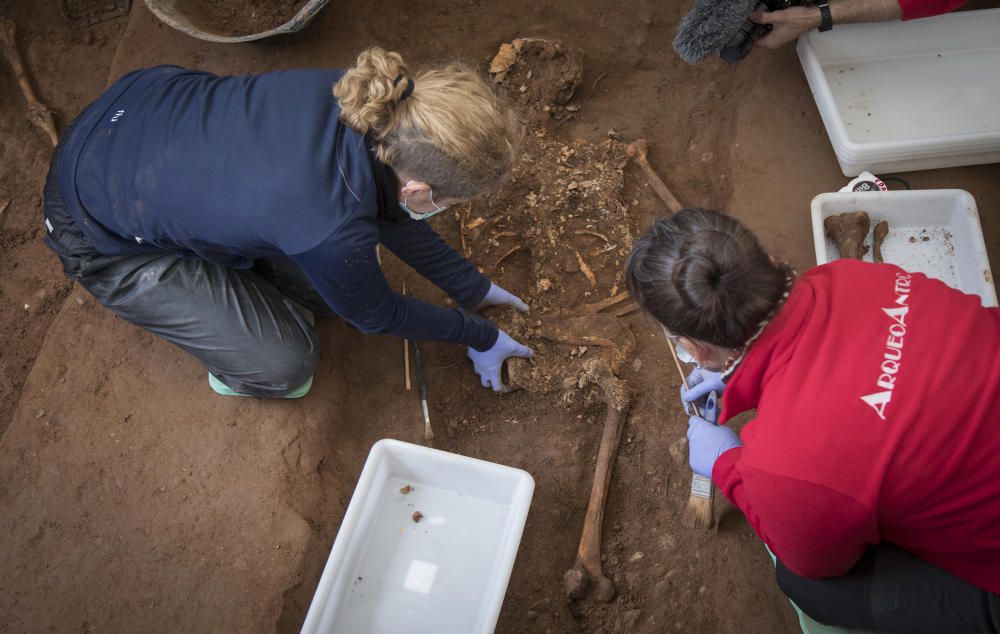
[
  {"xmin": 399, "ymin": 188, "xmax": 450, "ymax": 221},
  {"xmin": 663, "ymin": 326, "xmax": 700, "ymax": 367},
  {"xmin": 674, "ymin": 341, "xmax": 697, "ymax": 365}
]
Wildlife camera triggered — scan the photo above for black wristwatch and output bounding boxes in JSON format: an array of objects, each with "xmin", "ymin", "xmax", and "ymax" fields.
[{"xmin": 817, "ymin": 1, "xmax": 834, "ymax": 32}]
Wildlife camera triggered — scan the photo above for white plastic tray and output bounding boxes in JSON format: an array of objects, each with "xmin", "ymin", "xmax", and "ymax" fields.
[
  {"xmin": 812, "ymin": 189, "xmax": 997, "ymax": 307},
  {"xmin": 797, "ymin": 9, "xmax": 1000, "ymax": 176},
  {"xmin": 301, "ymin": 439, "xmax": 535, "ymax": 634}
]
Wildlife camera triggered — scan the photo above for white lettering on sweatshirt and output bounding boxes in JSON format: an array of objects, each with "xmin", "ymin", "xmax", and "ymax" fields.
[{"xmin": 861, "ymin": 272, "xmax": 912, "ymax": 420}]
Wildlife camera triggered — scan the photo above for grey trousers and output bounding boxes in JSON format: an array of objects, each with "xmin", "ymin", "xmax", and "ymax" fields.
[
  {"xmin": 42, "ymin": 157, "xmax": 327, "ymax": 398},
  {"xmin": 777, "ymin": 544, "xmax": 1000, "ymax": 634}
]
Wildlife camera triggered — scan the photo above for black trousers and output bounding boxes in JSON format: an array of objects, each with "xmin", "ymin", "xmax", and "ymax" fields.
[
  {"xmin": 42, "ymin": 138, "xmax": 329, "ymax": 398},
  {"xmin": 777, "ymin": 544, "xmax": 1000, "ymax": 633}
]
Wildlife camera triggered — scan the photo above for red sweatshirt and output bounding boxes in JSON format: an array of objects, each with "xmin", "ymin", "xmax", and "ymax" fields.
[
  {"xmin": 713, "ymin": 260, "xmax": 1000, "ymax": 594},
  {"xmin": 899, "ymin": 0, "xmax": 968, "ymax": 20}
]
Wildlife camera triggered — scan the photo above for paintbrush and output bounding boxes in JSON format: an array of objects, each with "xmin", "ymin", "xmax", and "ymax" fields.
[
  {"xmin": 402, "ymin": 283, "xmax": 412, "ymax": 391},
  {"xmin": 666, "ymin": 336, "xmax": 715, "ymax": 530},
  {"xmin": 401, "ymin": 285, "xmax": 433, "ymax": 442},
  {"xmin": 411, "ymin": 338, "xmax": 433, "ymax": 442}
]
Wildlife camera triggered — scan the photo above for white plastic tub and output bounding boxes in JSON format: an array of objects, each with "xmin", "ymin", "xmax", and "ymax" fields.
[
  {"xmin": 301, "ymin": 439, "xmax": 535, "ymax": 634},
  {"xmin": 797, "ymin": 9, "xmax": 1000, "ymax": 176},
  {"xmin": 812, "ymin": 189, "xmax": 997, "ymax": 307}
]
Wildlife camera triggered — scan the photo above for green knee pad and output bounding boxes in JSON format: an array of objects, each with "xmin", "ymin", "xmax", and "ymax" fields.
[{"xmin": 208, "ymin": 373, "xmax": 313, "ymax": 399}]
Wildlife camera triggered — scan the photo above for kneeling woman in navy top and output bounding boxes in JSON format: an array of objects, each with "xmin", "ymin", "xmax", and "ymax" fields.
[{"xmin": 43, "ymin": 48, "xmax": 532, "ymax": 397}]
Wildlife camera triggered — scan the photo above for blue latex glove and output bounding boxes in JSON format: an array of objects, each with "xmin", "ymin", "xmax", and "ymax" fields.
[
  {"xmin": 474, "ymin": 282, "xmax": 530, "ymax": 313},
  {"xmin": 468, "ymin": 329, "xmax": 534, "ymax": 392},
  {"xmin": 687, "ymin": 392, "xmax": 742, "ymax": 478},
  {"xmin": 680, "ymin": 368, "xmax": 726, "ymax": 416}
]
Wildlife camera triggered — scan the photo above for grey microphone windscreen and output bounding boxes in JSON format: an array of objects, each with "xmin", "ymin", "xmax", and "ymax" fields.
[{"xmin": 673, "ymin": 0, "xmax": 757, "ymax": 64}]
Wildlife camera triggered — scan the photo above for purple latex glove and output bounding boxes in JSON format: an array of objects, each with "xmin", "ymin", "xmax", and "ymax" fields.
[
  {"xmin": 468, "ymin": 329, "xmax": 534, "ymax": 392},
  {"xmin": 680, "ymin": 368, "xmax": 726, "ymax": 416},
  {"xmin": 474, "ymin": 282, "xmax": 530, "ymax": 313},
  {"xmin": 686, "ymin": 392, "xmax": 742, "ymax": 478}
]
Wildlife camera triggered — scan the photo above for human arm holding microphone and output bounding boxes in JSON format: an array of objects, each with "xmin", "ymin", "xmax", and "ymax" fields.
[{"xmin": 753, "ymin": 0, "xmax": 969, "ymax": 49}]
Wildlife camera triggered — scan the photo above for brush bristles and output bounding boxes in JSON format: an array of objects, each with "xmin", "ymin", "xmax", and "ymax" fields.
[{"xmin": 683, "ymin": 490, "xmax": 715, "ymax": 529}]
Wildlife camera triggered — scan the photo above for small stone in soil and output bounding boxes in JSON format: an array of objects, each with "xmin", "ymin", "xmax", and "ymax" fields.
[{"xmin": 668, "ymin": 436, "xmax": 687, "ymax": 466}]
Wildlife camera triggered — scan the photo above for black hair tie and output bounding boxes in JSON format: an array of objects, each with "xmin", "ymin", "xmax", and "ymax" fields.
[{"xmin": 393, "ymin": 74, "xmax": 415, "ymax": 102}]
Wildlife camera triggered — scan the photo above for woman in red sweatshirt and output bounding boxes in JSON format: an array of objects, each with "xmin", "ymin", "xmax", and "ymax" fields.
[{"xmin": 626, "ymin": 209, "xmax": 1000, "ymax": 633}]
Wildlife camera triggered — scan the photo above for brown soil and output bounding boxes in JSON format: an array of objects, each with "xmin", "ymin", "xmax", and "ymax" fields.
[
  {"xmin": 0, "ymin": 0, "xmax": 126, "ymax": 439},
  {"xmin": 824, "ymin": 210, "xmax": 871, "ymax": 260},
  {"xmin": 490, "ymin": 37, "xmax": 584, "ymax": 125},
  {"xmin": 1, "ymin": 1, "xmax": 999, "ymax": 633},
  {"xmin": 196, "ymin": 0, "xmax": 309, "ymax": 37},
  {"xmin": 58, "ymin": 0, "xmax": 131, "ymax": 26}
]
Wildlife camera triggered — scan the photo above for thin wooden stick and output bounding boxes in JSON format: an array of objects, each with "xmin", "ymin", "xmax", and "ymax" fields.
[
  {"xmin": 404, "ymin": 340, "xmax": 412, "ymax": 390},
  {"xmin": 666, "ymin": 337, "xmax": 699, "ymax": 417}
]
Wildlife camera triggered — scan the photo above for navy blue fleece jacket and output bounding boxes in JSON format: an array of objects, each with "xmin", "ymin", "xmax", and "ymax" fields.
[{"xmin": 56, "ymin": 65, "xmax": 497, "ymax": 350}]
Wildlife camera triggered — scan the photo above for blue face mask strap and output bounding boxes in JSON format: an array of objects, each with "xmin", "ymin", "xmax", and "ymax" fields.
[{"xmin": 427, "ymin": 190, "xmax": 445, "ymax": 212}]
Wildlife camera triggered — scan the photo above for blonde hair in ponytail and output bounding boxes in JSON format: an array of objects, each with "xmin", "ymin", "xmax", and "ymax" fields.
[{"xmin": 333, "ymin": 47, "xmax": 520, "ymax": 199}]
